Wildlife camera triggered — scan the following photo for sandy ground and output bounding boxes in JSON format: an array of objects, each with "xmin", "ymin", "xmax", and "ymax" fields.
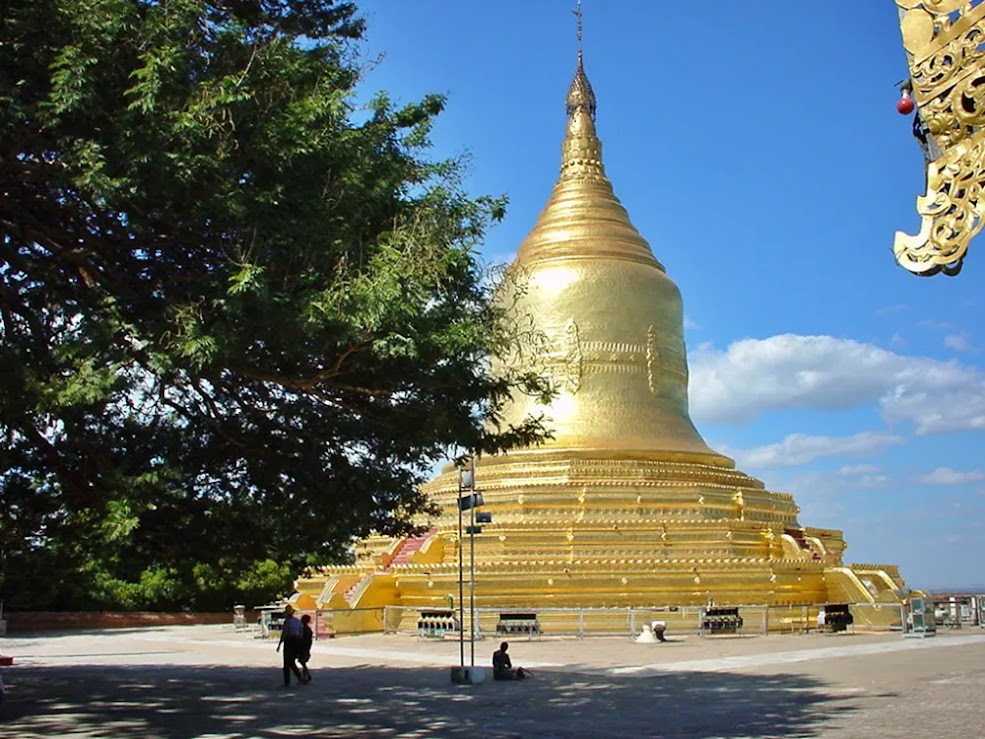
[{"xmin": 1, "ymin": 624, "xmax": 984, "ymax": 737}]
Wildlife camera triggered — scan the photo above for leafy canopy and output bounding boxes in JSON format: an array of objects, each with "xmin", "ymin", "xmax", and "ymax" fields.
[{"xmin": 0, "ymin": 0, "xmax": 550, "ymax": 610}]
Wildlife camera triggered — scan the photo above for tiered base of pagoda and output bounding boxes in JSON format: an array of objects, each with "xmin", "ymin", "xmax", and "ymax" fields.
[{"xmin": 296, "ymin": 450, "xmax": 909, "ymax": 632}]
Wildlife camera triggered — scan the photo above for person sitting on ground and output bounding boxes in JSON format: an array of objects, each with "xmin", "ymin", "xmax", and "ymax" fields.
[
  {"xmin": 299, "ymin": 614, "xmax": 314, "ymax": 684},
  {"xmin": 492, "ymin": 641, "xmax": 529, "ymax": 680}
]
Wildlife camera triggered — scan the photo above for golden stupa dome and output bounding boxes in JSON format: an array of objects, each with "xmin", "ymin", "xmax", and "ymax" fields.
[{"xmin": 496, "ymin": 49, "xmax": 726, "ymax": 464}]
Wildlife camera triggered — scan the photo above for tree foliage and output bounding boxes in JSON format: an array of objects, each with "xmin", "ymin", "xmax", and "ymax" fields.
[{"xmin": 0, "ymin": 0, "xmax": 550, "ymax": 610}]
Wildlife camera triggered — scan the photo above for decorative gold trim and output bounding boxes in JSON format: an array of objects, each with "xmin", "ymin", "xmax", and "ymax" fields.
[{"xmin": 895, "ymin": 0, "xmax": 985, "ymax": 275}]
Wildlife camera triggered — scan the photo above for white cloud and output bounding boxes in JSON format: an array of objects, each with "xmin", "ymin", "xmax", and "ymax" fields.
[
  {"xmin": 727, "ymin": 431, "xmax": 903, "ymax": 469},
  {"xmin": 838, "ymin": 464, "xmax": 881, "ymax": 476},
  {"xmin": 944, "ymin": 333, "xmax": 974, "ymax": 352},
  {"xmin": 917, "ymin": 467, "xmax": 985, "ymax": 485},
  {"xmin": 875, "ymin": 304, "xmax": 908, "ymax": 317},
  {"xmin": 689, "ymin": 334, "xmax": 985, "ymax": 435},
  {"xmin": 768, "ymin": 468, "xmax": 887, "ymax": 524},
  {"xmin": 857, "ymin": 474, "xmax": 889, "ymax": 488},
  {"xmin": 683, "ymin": 316, "xmax": 701, "ymax": 330}
]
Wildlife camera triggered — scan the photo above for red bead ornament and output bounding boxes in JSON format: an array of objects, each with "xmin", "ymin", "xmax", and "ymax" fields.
[{"xmin": 897, "ymin": 91, "xmax": 915, "ymax": 115}]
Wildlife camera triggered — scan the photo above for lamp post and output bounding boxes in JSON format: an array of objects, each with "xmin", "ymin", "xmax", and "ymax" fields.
[
  {"xmin": 456, "ymin": 454, "xmax": 488, "ymax": 678},
  {"xmin": 457, "ymin": 460, "xmax": 470, "ymax": 672},
  {"xmin": 468, "ymin": 454, "xmax": 477, "ymax": 669}
]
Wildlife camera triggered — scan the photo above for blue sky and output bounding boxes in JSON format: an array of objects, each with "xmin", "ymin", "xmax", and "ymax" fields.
[{"xmin": 353, "ymin": 2, "xmax": 984, "ymax": 590}]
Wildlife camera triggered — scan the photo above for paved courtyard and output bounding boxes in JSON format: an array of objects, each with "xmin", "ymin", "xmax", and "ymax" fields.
[{"xmin": 1, "ymin": 624, "xmax": 984, "ymax": 737}]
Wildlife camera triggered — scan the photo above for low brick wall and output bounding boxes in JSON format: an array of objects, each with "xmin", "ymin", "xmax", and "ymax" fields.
[{"xmin": 3, "ymin": 611, "xmax": 232, "ymax": 633}]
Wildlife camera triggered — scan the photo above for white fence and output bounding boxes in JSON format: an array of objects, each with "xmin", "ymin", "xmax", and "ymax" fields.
[
  {"xmin": 375, "ymin": 602, "xmax": 907, "ymax": 639},
  {"xmin": 255, "ymin": 602, "xmax": 911, "ymax": 640}
]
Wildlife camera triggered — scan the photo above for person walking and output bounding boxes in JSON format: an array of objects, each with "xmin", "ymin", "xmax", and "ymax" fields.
[
  {"xmin": 299, "ymin": 614, "xmax": 314, "ymax": 684},
  {"xmin": 276, "ymin": 605, "xmax": 304, "ymax": 687}
]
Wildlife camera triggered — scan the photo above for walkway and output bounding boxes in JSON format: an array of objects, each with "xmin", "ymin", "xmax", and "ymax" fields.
[{"xmin": 1, "ymin": 626, "xmax": 983, "ymax": 737}]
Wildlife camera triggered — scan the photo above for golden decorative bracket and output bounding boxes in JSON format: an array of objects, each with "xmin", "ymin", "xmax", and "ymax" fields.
[{"xmin": 894, "ymin": 0, "xmax": 985, "ymax": 276}]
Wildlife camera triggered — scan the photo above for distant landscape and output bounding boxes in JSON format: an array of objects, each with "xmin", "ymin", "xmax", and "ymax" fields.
[{"xmin": 922, "ymin": 585, "xmax": 985, "ymax": 594}]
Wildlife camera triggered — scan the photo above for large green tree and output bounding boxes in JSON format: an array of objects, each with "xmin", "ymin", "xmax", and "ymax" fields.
[{"xmin": 0, "ymin": 0, "xmax": 549, "ymax": 610}]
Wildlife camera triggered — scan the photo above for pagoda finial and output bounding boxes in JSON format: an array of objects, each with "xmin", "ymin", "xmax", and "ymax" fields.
[
  {"xmin": 566, "ymin": 0, "xmax": 596, "ymax": 120},
  {"xmin": 575, "ymin": 0, "xmax": 583, "ymax": 57}
]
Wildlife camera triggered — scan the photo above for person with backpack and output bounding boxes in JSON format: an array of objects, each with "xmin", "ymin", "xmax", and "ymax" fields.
[{"xmin": 276, "ymin": 605, "xmax": 304, "ymax": 687}]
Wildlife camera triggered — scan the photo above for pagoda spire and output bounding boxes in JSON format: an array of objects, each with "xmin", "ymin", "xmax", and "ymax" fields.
[
  {"xmin": 515, "ymin": 0, "xmax": 663, "ymax": 269},
  {"xmin": 566, "ymin": 0, "xmax": 596, "ymax": 120},
  {"xmin": 561, "ymin": 0, "xmax": 603, "ymax": 180}
]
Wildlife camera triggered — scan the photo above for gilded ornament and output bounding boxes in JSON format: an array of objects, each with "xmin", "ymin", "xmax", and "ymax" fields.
[
  {"xmin": 895, "ymin": 0, "xmax": 985, "ymax": 274},
  {"xmin": 646, "ymin": 325, "xmax": 660, "ymax": 395},
  {"xmin": 562, "ymin": 318, "xmax": 583, "ymax": 392}
]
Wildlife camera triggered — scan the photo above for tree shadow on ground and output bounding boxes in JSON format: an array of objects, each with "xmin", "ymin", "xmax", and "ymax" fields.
[{"xmin": 0, "ymin": 660, "xmax": 885, "ymax": 738}]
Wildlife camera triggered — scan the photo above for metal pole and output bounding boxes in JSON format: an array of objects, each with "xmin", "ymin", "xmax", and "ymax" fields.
[
  {"xmin": 458, "ymin": 470, "xmax": 464, "ymax": 670},
  {"xmin": 469, "ymin": 453, "xmax": 477, "ymax": 669}
]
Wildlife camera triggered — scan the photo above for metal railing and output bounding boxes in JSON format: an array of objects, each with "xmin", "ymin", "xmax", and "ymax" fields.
[
  {"xmin": 256, "ymin": 602, "xmax": 907, "ymax": 640},
  {"xmin": 374, "ymin": 602, "xmax": 905, "ymax": 639}
]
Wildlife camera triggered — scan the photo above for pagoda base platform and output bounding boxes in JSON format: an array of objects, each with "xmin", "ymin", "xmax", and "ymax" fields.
[
  {"xmin": 297, "ymin": 555, "xmax": 908, "ymax": 634},
  {"xmin": 296, "ymin": 451, "xmax": 911, "ymax": 634}
]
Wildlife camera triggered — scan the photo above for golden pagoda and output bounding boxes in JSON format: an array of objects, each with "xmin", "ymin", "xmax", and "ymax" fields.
[{"xmin": 298, "ymin": 24, "xmax": 910, "ymax": 634}]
